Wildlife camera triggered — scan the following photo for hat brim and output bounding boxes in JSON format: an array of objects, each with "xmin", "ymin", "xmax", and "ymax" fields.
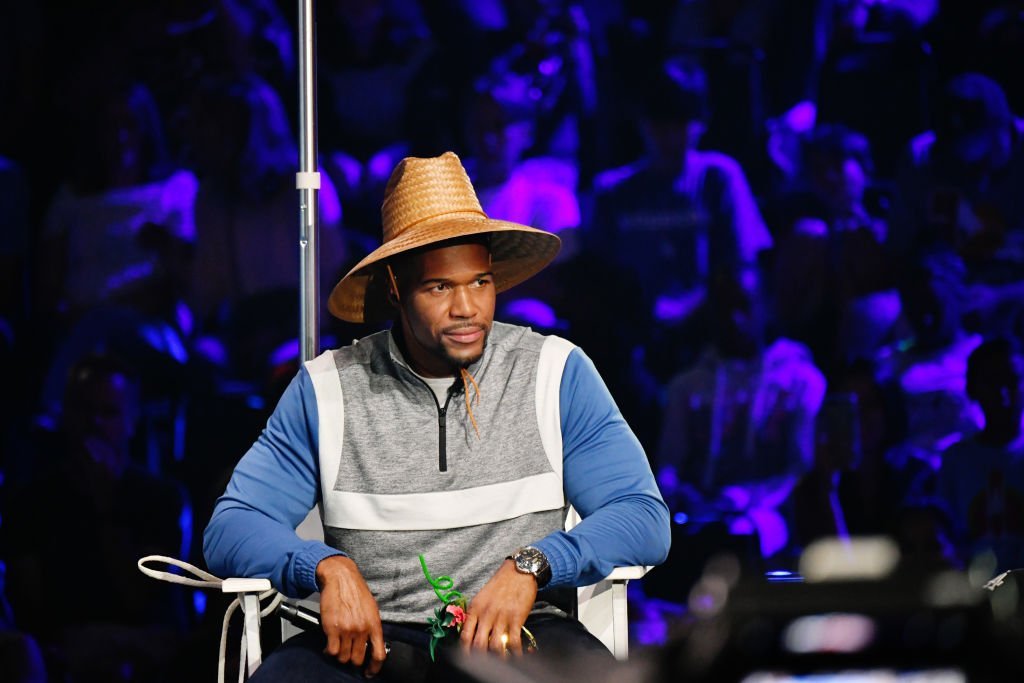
[{"xmin": 328, "ymin": 215, "xmax": 561, "ymax": 323}]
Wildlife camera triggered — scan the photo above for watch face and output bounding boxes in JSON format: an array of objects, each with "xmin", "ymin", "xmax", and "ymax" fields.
[
  {"xmin": 515, "ymin": 547, "xmax": 548, "ymax": 575},
  {"xmin": 512, "ymin": 547, "xmax": 551, "ymax": 588}
]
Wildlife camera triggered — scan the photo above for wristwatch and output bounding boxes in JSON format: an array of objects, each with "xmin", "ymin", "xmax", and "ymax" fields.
[{"xmin": 508, "ymin": 546, "xmax": 552, "ymax": 588}]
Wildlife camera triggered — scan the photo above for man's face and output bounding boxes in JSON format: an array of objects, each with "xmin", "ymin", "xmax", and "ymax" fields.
[
  {"xmin": 66, "ymin": 371, "xmax": 137, "ymax": 447},
  {"xmin": 812, "ymin": 156, "xmax": 866, "ymax": 214},
  {"xmin": 642, "ymin": 119, "xmax": 704, "ymax": 163},
  {"xmin": 64, "ymin": 370, "xmax": 138, "ymax": 477},
  {"xmin": 395, "ymin": 242, "xmax": 495, "ymax": 377}
]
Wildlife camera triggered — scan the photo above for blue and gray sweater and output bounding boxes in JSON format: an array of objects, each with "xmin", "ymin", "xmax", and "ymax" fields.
[{"xmin": 204, "ymin": 322, "xmax": 670, "ymax": 623}]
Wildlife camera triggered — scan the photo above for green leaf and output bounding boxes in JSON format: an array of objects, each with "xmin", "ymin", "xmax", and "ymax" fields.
[{"xmin": 429, "ymin": 637, "xmax": 438, "ymax": 662}]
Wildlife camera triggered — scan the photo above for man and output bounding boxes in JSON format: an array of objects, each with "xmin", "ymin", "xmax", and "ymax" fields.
[
  {"xmin": 203, "ymin": 152, "xmax": 670, "ymax": 680},
  {"xmin": 591, "ymin": 58, "xmax": 771, "ymax": 337},
  {"xmin": 588, "ymin": 59, "xmax": 772, "ymax": 426},
  {"xmin": 938, "ymin": 339, "xmax": 1024, "ymax": 572},
  {"xmin": 879, "ymin": 253, "xmax": 982, "ymax": 456},
  {"xmin": 771, "ymin": 125, "xmax": 898, "ymax": 369},
  {"xmin": 891, "ymin": 73, "xmax": 1024, "ymax": 267},
  {"xmin": 2, "ymin": 354, "xmax": 188, "ymax": 678},
  {"xmin": 890, "ymin": 74, "xmax": 1024, "ymax": 344},
  {"xmin": 656, "ymin": 273, "xmax": 825, "ymax": 559}
]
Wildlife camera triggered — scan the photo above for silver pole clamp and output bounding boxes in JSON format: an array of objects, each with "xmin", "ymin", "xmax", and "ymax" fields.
[{"xmin": 296, "ymin": 171, "xmax": 322, "ymax": 190}]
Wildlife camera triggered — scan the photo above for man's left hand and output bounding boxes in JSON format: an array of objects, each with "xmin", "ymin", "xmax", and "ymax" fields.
[{"xmin": 460, "ymin": 560, "xmax": 537, "ymax": 656}]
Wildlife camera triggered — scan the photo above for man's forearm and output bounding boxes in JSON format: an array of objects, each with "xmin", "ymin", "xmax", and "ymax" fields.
[
  {"xmin": 533, "ymin": 491, "xmax": 669, "ymax": 587},
  {"xmin": 545, "ymin": 348, "xmax": 671, "ymax": 587},
  {"xmin": 204, "ymin": 503, "xmax": 342, "ymax": 597}
]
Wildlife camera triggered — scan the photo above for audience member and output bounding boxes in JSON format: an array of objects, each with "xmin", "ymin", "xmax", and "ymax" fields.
[
  {"xmin": 183, "ymin": 73, "xmax": 347, "ymax": 382},
  {"xmin": 466, "ymin": 4, "xmax": 598, "ymax": 169},
  {"xmin": 878, "ymin": 253, "xmax": 983, "ymax": 458},
  {"xmin": 36, "ymin": 81, "xmax": 197, "ymax": 321},
  {"xmin": 891, "ymin": 73, "xmax": 1024, "ymax": 278},
  {"xmin": 667, "ymin": 0, "xmax": 822, "ymax": 177},
  {"xmin": 319, "ymin": 0, "xmax": 434, "ymax": 232},
  {"xmin": 816, "ymin": 0, "xmax": 933, "ymax": 175},
  {"xmin": 1, "ymin": 355, "xmax": 189, "ymax": 680},
  {"xmin": 124, "ymin": 1, "xmax": 296, "ymax": 107},
  {"xmin": 657, "ymin": 273, "xmax": 825, "ymax": 558},
  {"xmin": 28, "ymin": 78, "xmax": 199, "ymax": 458},
  {"xmin": 591, "ymin": 58, "xmax": 772, "ymax": 380},
  {"xmin": 937, "ymin": 339, "xmax": 1024, "ymax": 572},
  {"xmin": 771, "ymin": 125, "xmax": 901, "ymax": 370},
  {"xmin": 792, "ymin": 392, "xmax": 864, "ymax": 548},
  {"xmin": 791, "ymin": 364, "xmax": 932, "ymax": 552},
  {"xmin": 973, "ymin": 6, "xmax": 1024, "ymax": 115},
  {"xmin": 465, "ymin": 89, "xmax": 581, "ymax": 261}
]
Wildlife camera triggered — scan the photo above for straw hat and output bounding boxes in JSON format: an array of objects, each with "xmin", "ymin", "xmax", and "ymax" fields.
[{"xmin": 328, "ymin": 152, "xmax": 561, "ymax": 323}]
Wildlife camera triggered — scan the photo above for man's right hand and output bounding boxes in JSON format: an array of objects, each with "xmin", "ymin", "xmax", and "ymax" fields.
[{"xmin": 316, "ymin": 555, "xmax": 386, "ymax": 677}]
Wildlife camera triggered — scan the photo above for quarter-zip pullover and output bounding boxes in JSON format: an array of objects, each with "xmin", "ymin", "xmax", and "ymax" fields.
[{"xmin": 204, "ymin": 322, "xmax": 670, "ymax": 624}]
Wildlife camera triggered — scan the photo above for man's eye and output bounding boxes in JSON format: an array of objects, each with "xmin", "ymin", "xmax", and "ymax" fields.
[
  {"xmin": 474, "ymin": 278, "xmax": 492, "ymax": 287},
  {"xmin": 432, "ymin": 283, "xmax": 449, "ymax": 292}
]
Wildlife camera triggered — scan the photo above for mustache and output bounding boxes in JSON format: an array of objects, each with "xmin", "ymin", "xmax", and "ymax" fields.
[{"xmin": 442, "ymin": 323, "xmax": 486, "ymax": 334}]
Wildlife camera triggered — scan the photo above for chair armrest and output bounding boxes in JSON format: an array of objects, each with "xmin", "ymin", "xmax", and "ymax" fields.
[
  {"xmin": 221, "ymin": 578, "xmax": 273, "ymax": 594},
  {"xmin": 605, "ymin": 566, "xmax": 650, "ymax": 581},
  {"xmin": 220, "ymin": 578, "xmax": 273, "ymax": 676},
  {"xmin": 577, "ymin": 566, "xmax": 653, "ymax": 660}
]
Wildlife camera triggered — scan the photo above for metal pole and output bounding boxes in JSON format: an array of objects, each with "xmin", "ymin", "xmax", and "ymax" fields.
[{"xmin": 297, "ymin": 0, "xmax": 320, "ymax": 364}]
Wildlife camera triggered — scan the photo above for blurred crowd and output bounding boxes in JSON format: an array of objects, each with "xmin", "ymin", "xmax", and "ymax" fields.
[{"xmin": 2, "ymin": 0, "xmax": 1024, "ymax": 680}]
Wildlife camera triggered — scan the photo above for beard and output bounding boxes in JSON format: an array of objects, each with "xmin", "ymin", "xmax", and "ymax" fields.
[{"xmin": 439, "ymin": 325, "xmax": 490, "ymax": 371}]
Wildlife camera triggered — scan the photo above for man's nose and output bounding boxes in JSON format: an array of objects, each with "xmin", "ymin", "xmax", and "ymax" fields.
[{"xmin": 450, "ymin": 285, "xmax": 476, "ymax": 318}]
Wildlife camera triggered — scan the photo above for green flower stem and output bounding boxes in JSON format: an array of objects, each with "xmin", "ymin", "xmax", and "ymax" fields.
[{"xmin": 418, "ymin": 554, "xmax": 464, "ymax": 606}]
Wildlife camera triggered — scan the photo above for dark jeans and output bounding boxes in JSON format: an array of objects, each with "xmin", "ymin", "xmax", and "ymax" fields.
[{"xmin": 249, "ymin": 613, "xmax": 611, "ymax": 682}]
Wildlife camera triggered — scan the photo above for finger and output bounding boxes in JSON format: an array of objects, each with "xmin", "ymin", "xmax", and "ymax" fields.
[
  {"xmin": 506, "ymin": 627, "xmax": 523, "ymax": 657},
  {"xmin": 349, "ymin": 632, "xmax": 367, "ymax": 668},
  {"xmin": 366, "ymin": 626, "xmax": 387, "ymax": 678},
  {"xmin": 323, "ymin": 620, "xmax": 342, "ymax": 657},
  {"xmin": 489, "ymin": 623, "xmax": 509, "ymax": 656},
  {"xmin": 338, "ymin": 633, "xmax": 355, "ymax": 664},
  {"xmin": 472, "ymin": 616, "xmax": 494, "ymax": 652},
  {"xmin": 460, "ymin": 613, "xmax": 478, "ymax": 652}
]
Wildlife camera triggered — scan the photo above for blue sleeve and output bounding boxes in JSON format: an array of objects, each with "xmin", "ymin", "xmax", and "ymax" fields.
[
  {"xmin": 203, "ymin": 368, "xmax": 344, "ymax": 597},
  {"xmin": 531, "ymin": 348, "xmax": 671, "ymax": 587}
]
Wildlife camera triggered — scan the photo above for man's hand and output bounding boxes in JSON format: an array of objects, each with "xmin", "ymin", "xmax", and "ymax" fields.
[
  {"xmin": 316, "ymin": 555, "xmax": 387, "ymax": 677},
  {"xmin": 460, "ymin": 560, "xmax": 537, "ymax": 656}
]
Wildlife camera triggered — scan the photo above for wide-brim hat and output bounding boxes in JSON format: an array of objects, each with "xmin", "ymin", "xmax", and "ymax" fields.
[{"xmin": 328, "ymin": 152, "xmax": 561, "ymax": 323}]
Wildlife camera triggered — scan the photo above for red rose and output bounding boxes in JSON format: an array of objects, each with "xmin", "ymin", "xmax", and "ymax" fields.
[{"xmin": 445, "ymin": 604, "xmax": 467, "ymax": 627}]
